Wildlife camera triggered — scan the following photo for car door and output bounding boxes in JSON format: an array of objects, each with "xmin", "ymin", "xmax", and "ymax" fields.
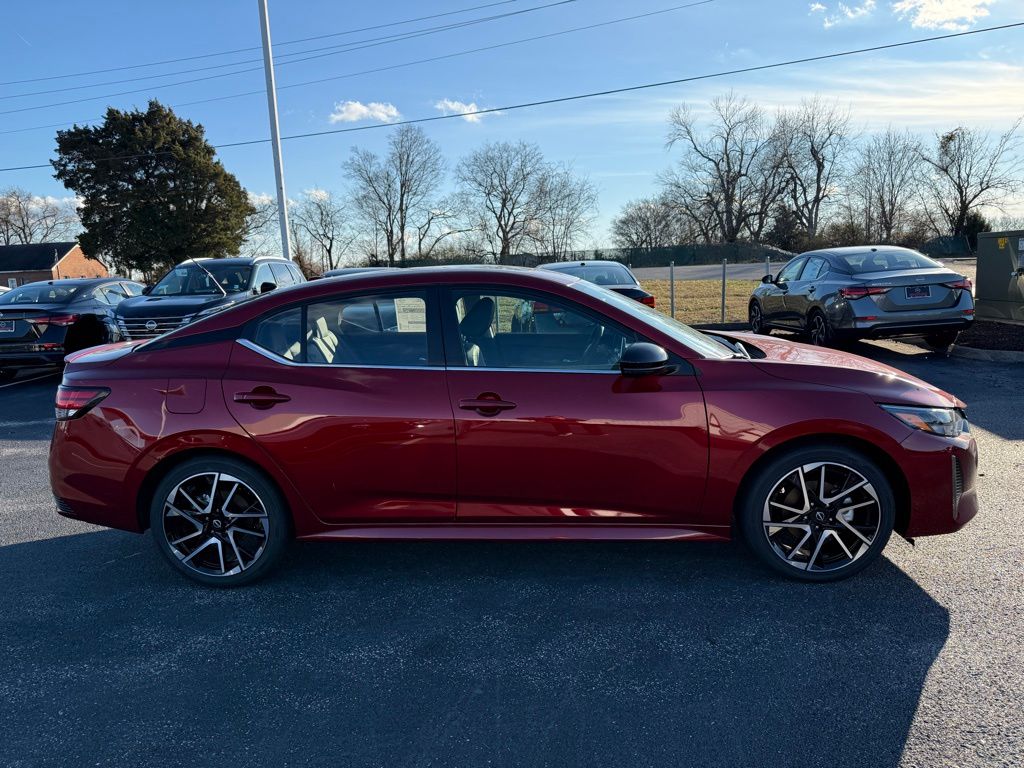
[
  {"xmin": 441, "ymin": 284, "xmax": 709, "ymax": 523},
  {"xmin": 761, "ymin": 257, "xmax": 805, "ymax": 325},
  {"xmin": 783, "ymin": 256, "xmax": 828, "ymax": 324},
  {"xmin": 223, "ymin": 286, "xmax": 457, "ymax": 523}
]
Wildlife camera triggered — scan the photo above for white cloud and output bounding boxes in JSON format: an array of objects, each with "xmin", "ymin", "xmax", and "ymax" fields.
[
  {"xmin": 303, "ymin": 187, "xmax": 329, "ymax": 201},
  {"xmin": 810, "ymin": 0, "xmax": 877, "ymax": 27},
  {"xmin": 328, "ymin": 100, "xmax": 400, "ymax": 124},
  {"xmin": 891, "ymin": 0, "xmax": 993, "ymax": 31},
  {"xmin": 433, "ymin": 98, "xmax": 497, "ymax": 123}
]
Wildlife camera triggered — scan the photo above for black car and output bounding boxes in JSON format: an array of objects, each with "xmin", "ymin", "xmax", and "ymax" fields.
[
  {"xmin": 538, "ymin": 260, "xmax": 655, "ymax": 306},
  {"xmin": 0, "ymin": 277, "xmax": 144, "ymax": 381},
  {"xmin": 116, "ymin": 256, "xmax": 306, "ymax": 340}
]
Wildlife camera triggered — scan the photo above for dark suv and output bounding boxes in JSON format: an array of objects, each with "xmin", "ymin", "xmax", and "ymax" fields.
[{"xmin": 116, "ymin": 256, "xmax": 305, "ymax": 340}]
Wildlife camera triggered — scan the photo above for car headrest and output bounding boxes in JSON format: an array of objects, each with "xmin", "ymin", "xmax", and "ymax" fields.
[{"xmin": 459, "ymin": 297, "xmax": 495, "ymax": 338}]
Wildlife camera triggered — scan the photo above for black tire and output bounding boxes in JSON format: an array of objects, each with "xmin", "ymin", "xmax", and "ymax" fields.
[
  {"xmin": 149, "ymin": 456, "xmax": 290, "ymax": 586},
  {"xmin": 748, "ymin": 301, "xmax": 769, "ymax": 335},
  {"xmin": 738, "ymin": 445, "xmax": 895, "ymax": 582},
  {"xmin": 924, "ymin": 330, "xmax": 959, "ymax": 352},
  {"xmin": 805, "ymin": 310, "xmax": 833, "ymax": 347}
]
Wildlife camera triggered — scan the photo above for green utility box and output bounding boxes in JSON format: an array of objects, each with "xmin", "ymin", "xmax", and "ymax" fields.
[{"xmin": 975, "ymin": 230, "xmax": 1024, "ymax": 323}]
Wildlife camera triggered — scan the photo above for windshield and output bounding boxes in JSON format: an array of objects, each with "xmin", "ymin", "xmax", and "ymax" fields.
[
  {"xmin": 571, "ymin": 279, "xmax": 735, "ymax": 359},
  {"xmin": 550, "ymin": 263, "xmax": 637, "ymax": 286},
  {"xmin": 150, "ymin": 262, "xmax": 252, "ymax": 296},
  {"xmin": 836, "ymin": 249, "xmax": 941, "ymax": 274},
  {"xmin": 0, "ymin": 284, "xmax": 79, "ymax": 305}
]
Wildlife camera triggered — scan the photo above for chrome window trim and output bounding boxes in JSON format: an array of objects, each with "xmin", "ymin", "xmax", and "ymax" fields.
[{"xmin": 235, "ymin": 338, "xmax": 622, "ymax": 375}]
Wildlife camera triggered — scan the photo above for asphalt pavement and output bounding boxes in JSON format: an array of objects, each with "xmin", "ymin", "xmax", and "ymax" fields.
[{"xmin": 1, "ymin": 341, "xmax": 1021, "ymax": 768}]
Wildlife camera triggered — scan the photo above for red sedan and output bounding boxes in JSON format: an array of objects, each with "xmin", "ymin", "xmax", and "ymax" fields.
[{"xmin": 49, "ymin": 266, "xmax": 978, "ymax": 585}]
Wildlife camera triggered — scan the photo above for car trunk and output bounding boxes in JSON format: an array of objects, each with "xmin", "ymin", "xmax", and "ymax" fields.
[
  {"xmin": 854, "ymin": 268, "xmax": 964, "ymax": 312},
  {"xmin": 0, "ymin": 305, "xmax": 67, "ymax": 345}
]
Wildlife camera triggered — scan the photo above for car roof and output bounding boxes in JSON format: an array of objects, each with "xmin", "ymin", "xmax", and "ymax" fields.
[
  {"xmin": 799, "ymin": 245, "xmax": 922, "ymax": 259},
  {"xmin": 539, "ymin": 260, "xmax": 630, "ymax": 270},
  {"xmin": 183, "ymin": 256, "xmax": 289, "ymax": 266},
  {"xmin": 20, "ymin": 277, "xmax": 128, "ymax": 287}
]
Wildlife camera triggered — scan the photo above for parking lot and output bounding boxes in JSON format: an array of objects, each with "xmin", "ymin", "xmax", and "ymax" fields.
[{"xmin": 1, "ymin": 339, "xmax": 1022, "ymax": 768}]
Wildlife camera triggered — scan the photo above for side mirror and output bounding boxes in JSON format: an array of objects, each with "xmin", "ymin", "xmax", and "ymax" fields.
[
  {"xmin": 259, "ymin": 281, "xmax": 277, "ymax": 294},
  {"xmin": 619, "ymin": 342, "xmax": 673, "ymax": 377},
  {"xmin": 761, "ymin": 274, "xmax": 774, "ymax": 284},
  {"xmin": 141, "ymin": 285, "xmax": 152, "ymax": 295}
]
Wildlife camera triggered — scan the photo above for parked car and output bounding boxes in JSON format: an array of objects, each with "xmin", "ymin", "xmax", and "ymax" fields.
[
  {"xmin": 115, "ymin": 256, "xmax": 306, "ymax": 340},
  {"xmin": 749, "ymin": 246, "xmax": 974, "ymax": 350},
  {"xmin": 319, "ymin": 267, "xmax": 393, "ymax": 279},
  {"xmin": 0, "ymin": 277, "xmax": 144, "ymax": 381},
  {"xmin": 51, "ymin": 266, "xmax": 978, "ymax": 586},
  {"xmin": 539, "ymin": 260, "xmax": 655, "ymax": 306}
]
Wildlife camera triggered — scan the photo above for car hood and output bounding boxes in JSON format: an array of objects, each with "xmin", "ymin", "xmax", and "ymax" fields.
[
  {"xmin": 115, "ymin": 293, "xmax": 242, "ymax": 318},
  {"xmin": 727, "ymin": 331, "xmax": 961, "ymax": 409}
]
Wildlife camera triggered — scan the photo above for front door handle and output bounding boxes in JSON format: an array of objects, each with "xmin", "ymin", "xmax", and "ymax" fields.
[
  {"xmin": 234, "ymin": 386, "xmax": 291, "ymax": 410},
  {"xmin": 459, "ymin": 393, "xmax": 516, "ymax": 416}
]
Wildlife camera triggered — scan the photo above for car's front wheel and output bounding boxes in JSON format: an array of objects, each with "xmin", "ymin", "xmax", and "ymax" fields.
[
  {"xmin": 738, "ymin": 446, "xmax": 895, "ymax": 581},
  {"xmin": 149, "ymin": 457, "xmax": 290, "ymax": 586},
  {"xmin": 749, "ymin": 301, "xmax": 768, "ymax": 334}
]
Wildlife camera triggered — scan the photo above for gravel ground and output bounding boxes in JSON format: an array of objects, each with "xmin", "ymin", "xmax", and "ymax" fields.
[
  {"xmin": 957, "ymin": 320, "xmax": 1024, "ymax": 351},
  {"xmin": 0, "ymin": 340, "xmax": 1021, "ymax": 768}
]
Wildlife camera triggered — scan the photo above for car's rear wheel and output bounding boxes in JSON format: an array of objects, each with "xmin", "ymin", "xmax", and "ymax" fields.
[
  {"xmin": 149, "ymin": 457, "xmax": 290, "ymax": 586},
  {"xmin": 806, "ymin": 310, "xmax": 833, "ymax": 347},
  {"xmin": 749, "ymin": 301, "xmax": 769, "ymax": 334},
  {"xmin": 924, "ymin": 330, "xmax": 959, "ymax": 352},
  {"xmin": 738, "ymin": 446, "xmax": 895, "ymax": 582}
]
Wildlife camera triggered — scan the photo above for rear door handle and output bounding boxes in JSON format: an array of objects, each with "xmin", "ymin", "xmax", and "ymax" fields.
[
  {"xmin": 234, "ymin": 387, "xmax": 291, "ymax": 409},
  {"xmin": 459, "ymin": 395, "xmax": 517, "ymax": 416}
]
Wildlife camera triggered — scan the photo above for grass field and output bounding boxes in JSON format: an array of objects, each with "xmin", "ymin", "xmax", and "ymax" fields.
[{"xmin": 641, "ymin": 279, "xmax": 759, "ymax": 325}]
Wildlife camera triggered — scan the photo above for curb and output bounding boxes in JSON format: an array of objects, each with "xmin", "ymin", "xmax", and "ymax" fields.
[{"xmin": 947, "ymin": 345, "xmax": 1024, "ymax": 363}]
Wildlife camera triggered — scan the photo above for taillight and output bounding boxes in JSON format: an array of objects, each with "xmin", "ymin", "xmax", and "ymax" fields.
[
  {"xmin": 944, "ymin": 278, "xmax": 972, "ymax": 291},
  {"xmin": 30, "ymin": 314, "xmax": 79, "ymax": 327},
  {"xmin": 641, "ymin": 295, "xmax": 656, "ymax": 307},
  {"xmin": 55, "ymin": 386, "xmax": 109, "ymax": 420},
  {"xmin": 839, "ymin": 286, "xmax": 889, "ymax": 299}
]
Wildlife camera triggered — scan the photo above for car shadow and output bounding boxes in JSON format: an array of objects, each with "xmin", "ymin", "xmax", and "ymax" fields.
[{"xmin": 1, "ymin": 530, "xmax": 948, "ymax": 768}]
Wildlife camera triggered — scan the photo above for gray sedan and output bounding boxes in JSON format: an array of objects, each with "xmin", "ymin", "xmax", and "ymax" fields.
[{"xmin": 749, "ymin": 246, "xmax": 974, "ymax": 349}]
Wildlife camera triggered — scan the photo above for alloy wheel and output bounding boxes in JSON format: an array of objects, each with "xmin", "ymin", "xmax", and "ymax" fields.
[
  {"xmin": 161, "ymin": 472, "xmax": 270, "ymax": 577},
  {"xmin": 749, "ymin": 303, "xmax": 763, "ymax": 333},
  {"xmin": 761, "ymin": 461, "xmax": 881, "ymax": 573},
  {"xmin": 809, "ymin": 314, "xmax": 828, "ymax": 346}
]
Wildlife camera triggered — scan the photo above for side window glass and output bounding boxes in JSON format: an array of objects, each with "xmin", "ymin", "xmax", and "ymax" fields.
[
  {"xmin": 288, "ymin": 264, "xmax": 305, "ymax": 283},
  {"xmin": 121, "ymin": 282, "xmax": 143, "ymax": 297},
  {"xmin": 777, "ymin": 259, "xmax": 805, "ymax": 283},
  {"xmin": 252, "ymin": 264, "xmax": 274, "ymax": 291},
  {"xmin": 250, "ymin": 307, "xmax": 303, "ymax": 361},
  {"xmin": 800, "ymin": 257, "xmax": 827, "ymax": 281},
  {"xmin": 270, "ymin": 262, "xmax": 293, "ymax": 286},
  {"xmin": 306, "ymin": 292, "xmax": 429, "ymax": 366},
  {"xmin": 449, "ymin": 288, "xmax": 637, "ymax": 371}
]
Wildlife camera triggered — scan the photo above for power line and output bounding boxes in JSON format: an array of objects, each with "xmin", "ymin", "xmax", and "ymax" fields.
[
  {"xmin": 2, "ymin": 21, "xmax": 1020, "ymax": 173},
  {"xmin": 0, "ymin": 0, "xmax": 520, "ymax": 87},
  {"xmin": 0, "ymin": 0, "xmax": 716, "ymax": 136},
  {"xmin": 0, "ymin": 0, "xmax": 575, "ymax": 102}
]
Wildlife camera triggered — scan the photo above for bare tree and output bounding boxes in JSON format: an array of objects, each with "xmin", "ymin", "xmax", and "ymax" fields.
[
  {"xmin": 920, "ymin": 118, "xmax": 1024, "ymax": 238},
  {"xmin": 240, "ymin": 194, "xmax": 281, "ymax": 257},
  {"xmin": 778, "ymin": 97, "xmax": 855, "ymax": 239},
  {"xmin": 856, "ymin": 128, "xmax": 923, "ymax": 243},
  {"xmin": 610, "ymin": 196, "xmax": 680, "ymax": 250},
  {"xmin": 456, "ymin": 141, "xmax": 546, "ymax": 263},
  {"xmin": 0, "ymin": 187, "xmax": 79, "ymax": 245},
  {"xmin": 661, "ymin": 93, "xmax": 787, "ymax": 243},
  {"xmin": 344, "ymin": 125, "xmax": 445, "ymax": 266},
  {"xmin": 530, "ymin": 163, "xmax": 598, "ymax": 259},
  {"xmin": 292, "ymin": 189, "xmax": 354, "ymax": 271}
]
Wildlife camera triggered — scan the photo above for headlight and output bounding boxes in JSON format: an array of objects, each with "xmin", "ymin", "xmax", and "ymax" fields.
[{"xmin": 880, "ymin": 405, "xmax": 968, "ymax": 437}]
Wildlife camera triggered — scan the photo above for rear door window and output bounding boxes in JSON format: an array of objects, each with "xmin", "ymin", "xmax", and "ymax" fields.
[{"xmin": 270, "ymin": 262, "xmax": 295, "ymax": 287}]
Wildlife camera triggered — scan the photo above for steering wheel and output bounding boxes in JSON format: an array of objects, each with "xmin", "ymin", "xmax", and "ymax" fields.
[{"xmin": 579, "ymin": 324, "xmax": 607, "ymax": 365}]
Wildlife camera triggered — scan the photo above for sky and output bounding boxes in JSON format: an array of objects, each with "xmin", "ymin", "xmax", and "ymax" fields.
[{"xmin": 0, "ymin": 0, "xmax": 1021, "ymax": 243}]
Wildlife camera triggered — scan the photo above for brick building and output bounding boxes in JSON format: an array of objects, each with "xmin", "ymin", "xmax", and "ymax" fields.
[{"xmin": 0, "ymin": 242, "xmax": 107, "ymax": 289}]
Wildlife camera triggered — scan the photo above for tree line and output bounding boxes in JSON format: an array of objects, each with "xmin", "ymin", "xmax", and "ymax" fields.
[
  {"xmin": 3, "ymin": 97, "xmax": 1022, "ymax": 280},
  {"xmin": 611, "ymin": 92, "xmax": 1024, "ymax": 255}
]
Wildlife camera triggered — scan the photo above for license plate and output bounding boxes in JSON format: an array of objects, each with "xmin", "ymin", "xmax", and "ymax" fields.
[
  {"xmin": 0, "ymin": 320, "xmax": 14, "ymax": 333},
  {"xmin": 906, "ymin": 285, "xmax": 931, "ymax": 299}
]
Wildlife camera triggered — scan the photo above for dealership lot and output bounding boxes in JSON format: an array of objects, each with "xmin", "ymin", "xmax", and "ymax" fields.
[{"xmin": 1, "ymin": 341, "xmax": 1022, "ymax": 767}]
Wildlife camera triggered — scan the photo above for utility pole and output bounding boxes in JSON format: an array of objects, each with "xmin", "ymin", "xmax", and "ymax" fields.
[{"xmin": 258, "ymin": 0, "xmax": 292, "ymax": 261}]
